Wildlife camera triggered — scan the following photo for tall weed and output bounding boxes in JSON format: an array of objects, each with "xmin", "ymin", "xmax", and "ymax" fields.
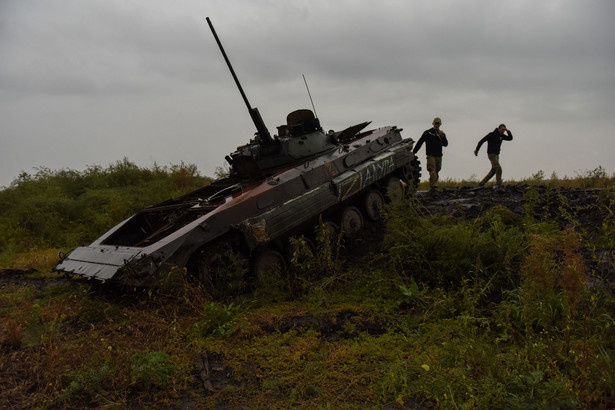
[
  {"xmin": 517, "ymin": 230, "xmax": 587, "ymax": 338},
  {"xmin": 286, "ymin": 220, "xmax": 346, "ymax": 297},
  {"xmin": 384, "ymin": 197, "xmax": 525, "ymax": 295},
  {"xmin": 130, "ymin": 351, "xmax": 177, "ymax": 390}
]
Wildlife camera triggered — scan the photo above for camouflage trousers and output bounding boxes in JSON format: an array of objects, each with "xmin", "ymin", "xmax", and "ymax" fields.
[
  {"xmin": 426, "ymin": 155, "xmax": 442, "ymax": 189},
  {"xmin": 480, "ymin": 154, "xmax": 502, "ymax": 186}
]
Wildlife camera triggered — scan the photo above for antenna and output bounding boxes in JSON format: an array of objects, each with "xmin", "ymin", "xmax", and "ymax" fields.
[{"xmin": 302, "ymin": 74, "xmax": 318, "ymax": 118}]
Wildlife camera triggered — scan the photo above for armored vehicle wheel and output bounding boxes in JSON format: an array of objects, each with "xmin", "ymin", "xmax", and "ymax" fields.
[
  {"xmin": 363, "ymin": 189, "xmax": 385, "ymax": 221},
  {"xmin": 340, "ymin": 206, "xmax": 364, "ymax": 238},
  {"xmin": 385, "ymin": 177, "xmax": 407, "ymax": 202},
  {"xmin": 408, "ymin": 157, "xmax": 422, "ymax": 187},
  {"xmin": 288, "ymin": 236, "xmax": 316, "ymax": 265},
  {"xmin": 187, "ymin": 241, "xmax": 249, "ymax": 298},
  {"xmin": 253, "ymin": 248, "xmax": 287, "ymax": 278},
  {"xmin": 398, "ymin": 159, "xmax": 421, "ymax": 187},
  {"xmin": 315, "ymin": 220, "xmax": 339, "ymax": 249}
]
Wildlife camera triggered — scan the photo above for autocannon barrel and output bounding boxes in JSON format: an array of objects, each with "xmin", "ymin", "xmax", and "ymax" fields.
[{"xmin": 206, "ymin": 17, "xmax": 274, "ymax": 145}]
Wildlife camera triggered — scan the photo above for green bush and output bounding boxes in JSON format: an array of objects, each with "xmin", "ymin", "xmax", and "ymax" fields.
[
  {"xmin": 190, "ymin": 302, "xmax": 239, "ymax": 337},
  {"xmin": 383, "ymin": 197, "xmax": 526, "ymax": 295},
  {"xmin": 130, "ymin": 351, "xmax": 177, "ymax": 389}
]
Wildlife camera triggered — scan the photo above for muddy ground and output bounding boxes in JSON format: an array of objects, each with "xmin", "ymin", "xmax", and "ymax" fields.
[{"xmin": 415, "ymin": 184, "xmax": 604, "ymax": 225}]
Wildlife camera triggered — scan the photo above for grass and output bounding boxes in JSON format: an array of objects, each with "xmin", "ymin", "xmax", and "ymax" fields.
[
  {"xmin": 1, "ymin": 164, "xmax": 614, "ymax": 407},
  {"xmin": 417, "ymin": 165, "xmax": 615, "ymax": 190}
]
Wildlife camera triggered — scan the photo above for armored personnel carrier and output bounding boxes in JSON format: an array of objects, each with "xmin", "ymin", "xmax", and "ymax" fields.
[{"xmin": 53, "ymin": 18, "xmax": 421, "ymax": 291}]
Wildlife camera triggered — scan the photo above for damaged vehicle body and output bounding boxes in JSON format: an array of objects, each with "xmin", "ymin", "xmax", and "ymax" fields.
[{"xmin": 54, "ymin": 18, "xmax": 421, "ymax": 289}]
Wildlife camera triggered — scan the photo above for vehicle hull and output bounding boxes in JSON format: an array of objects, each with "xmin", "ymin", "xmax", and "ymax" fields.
[{"xmin": 54, "ymin": 126, "xmax": 419, "ymax": 286}]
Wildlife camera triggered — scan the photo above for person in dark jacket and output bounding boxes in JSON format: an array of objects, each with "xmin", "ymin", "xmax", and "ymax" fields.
[
  {"xmin": 474, "ymin": 124, "xmax": 513, "ymax": 186},
  {"xmin": 413, "ymin": 117, "xmax": 448, "ymax": 189}
]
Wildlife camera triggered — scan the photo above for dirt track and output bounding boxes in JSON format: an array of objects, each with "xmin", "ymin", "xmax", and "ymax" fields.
[
  {"xmin": 0, "ymin": 268, "xmax": 69, "ymax": 287},
  {"xmin": 416, "ymin": 185, "xmax": 604, "ymax": 223}
]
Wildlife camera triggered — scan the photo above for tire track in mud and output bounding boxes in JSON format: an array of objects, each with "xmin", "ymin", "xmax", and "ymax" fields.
[
  {"xmin": 0, "ymin": 269, "xmax": 70, "ymax": 288},
  {"xmin": 415, "ymin": 185, "xmax": 605, "ymax": 223}
]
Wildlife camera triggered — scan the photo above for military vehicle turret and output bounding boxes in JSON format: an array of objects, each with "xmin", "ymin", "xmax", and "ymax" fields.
[{"xmin": 53, "ymin": 18, "xmax": 421, "ymax": 292}]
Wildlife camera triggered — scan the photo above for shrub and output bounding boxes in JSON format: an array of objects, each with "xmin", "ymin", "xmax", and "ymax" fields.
[
  {"xmin": 0, "ymin": 160, "xmax": 206, "ymax": 259},
  {"xmin": 383, "ymin": 197, "xmax": 526, "ymax": 294},
  {"xmin": 190, "ymin": 302, "xmax": 239, "ymax": 337},
  {"xmin": 54, "ymin": 357, "xmax": 115, "ymax": 406},
  {"xmin": 130, "ymin": 351, "xmax": 177, "ymax": 390}
]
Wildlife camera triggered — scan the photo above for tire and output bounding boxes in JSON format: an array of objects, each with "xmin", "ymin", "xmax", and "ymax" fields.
[
  {"xmin": 288, "ymin": 236, "xmax": 316, "ymax": 265},
  {"xmin": 363, "ymin": 189, "xmax": 385, "ymax": 221},
  {"xmin": 408, "ymin": 157, "xmax": 422, "ymax": 187},
  {"xmin": 186, "ymin": 240, "xmax": 249, "ymax": 298},
  {"xmin": 315, "ymin": 220, "xmax": 339, "ymax": 249},
  {"xmin": 340, "ymin": 206, "xmax": 364, "ymax": 238},
  {"xmin": 253, "ymin": 248, "xmax": 287, "ymax": 278},
  {"xmin": 384, "ymin": 177, "xmax": 407, "ymax": 202},
  {"xmin": 397, "ymin": 158, "xmax": 422, "ymax": 188}
]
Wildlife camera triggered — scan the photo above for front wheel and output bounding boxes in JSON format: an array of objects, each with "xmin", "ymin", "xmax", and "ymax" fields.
[{"xmin": 186, "ymin": 240, "xmax": 249, "ymax": 298}]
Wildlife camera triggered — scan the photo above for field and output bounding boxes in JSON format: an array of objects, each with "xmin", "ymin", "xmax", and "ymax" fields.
[{"xmin": 1, "ymin": 162, "xmax": 614, "ymax": 408}]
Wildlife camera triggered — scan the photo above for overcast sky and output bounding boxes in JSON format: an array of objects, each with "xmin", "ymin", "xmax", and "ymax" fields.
[{"xmin": 1, "ymin": 0, "xmax": 614, "ymax": 189}]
